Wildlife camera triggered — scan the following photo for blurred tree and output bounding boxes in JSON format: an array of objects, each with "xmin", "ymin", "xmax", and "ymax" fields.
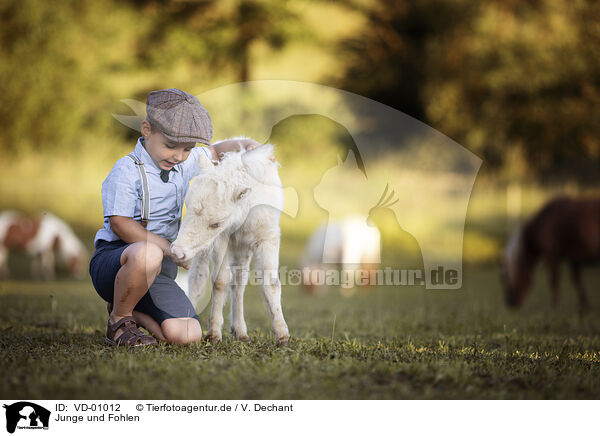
[
  {"xmin": 336, "ymin": 0, "xmax": 476, "ymax": 123},
  {"xmin": 337, "ymin": 0, "xmax": 600, "ymax": 179},
  {"xmin": 0, "ymin": 0, "xmax": 139, "ymax": 153},
  {"xmin": 133, "ymin": 0, "xmax": 305, "ymax": 83},
  {"xmin": 425, "ymin": 0, "xmax": 600, "ymax": 179},
  {"xmin": 0, "ymin": 0, "xmax": 311, "ymax": 154}
]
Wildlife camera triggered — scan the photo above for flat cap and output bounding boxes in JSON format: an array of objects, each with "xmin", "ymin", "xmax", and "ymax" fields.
[{"xmin": 146, "ymin": 88, "xmax": 213, "ymax": 145}]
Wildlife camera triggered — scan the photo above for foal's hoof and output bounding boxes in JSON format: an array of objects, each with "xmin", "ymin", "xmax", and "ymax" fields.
[
  {"xmin": 230, "ymin": 328, "xmax": 250, "ymax": 342},
  {"xmin": 204, "ymin": 333, "xmax": 222, "ymax": 344},
  {"xmin": 276, "ymin": 335, "xmax": 291, "ymax": 347}
]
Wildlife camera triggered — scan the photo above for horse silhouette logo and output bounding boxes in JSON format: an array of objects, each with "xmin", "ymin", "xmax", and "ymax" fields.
[
  {"xmin": 113, "ymin": 80, "xmax": 482, "ymax": 290},
  {"xmin": 3, "ymin": 402, "xmax": 50, "ymax": 433}
]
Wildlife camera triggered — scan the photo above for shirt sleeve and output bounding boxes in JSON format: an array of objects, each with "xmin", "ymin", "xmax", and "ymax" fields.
[
  {"xmin": 101, "ymin": 159, "xmax": 139, "ymax": 218},
  {"xmin": 199, "ymin": 146, "xmax": 212, "ymax": 161},
  {"xmin": 183, "ymin": 146, "xmax": 213, "ymax": 180}
]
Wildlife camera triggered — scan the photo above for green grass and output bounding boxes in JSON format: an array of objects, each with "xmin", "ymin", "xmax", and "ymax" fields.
[{"xmin": 1, "ymin": 264, "xmax": 599, "ymax": 399}]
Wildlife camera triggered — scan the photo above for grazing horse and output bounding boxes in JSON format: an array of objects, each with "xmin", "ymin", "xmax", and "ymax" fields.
[
  {"xmin": 0, "ymin": 210, "xmax": 88, "ymax": 279},
  {"xmin": 501, "ymin": 196, "xmax": 600, "ymax": 311}
]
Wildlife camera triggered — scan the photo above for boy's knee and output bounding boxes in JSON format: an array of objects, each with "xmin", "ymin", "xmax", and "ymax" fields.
[
  {"xmin": 123, "ymin": 242, "xmax": 163, "ymax": 272},
  {"xmin": 162, "ymin": 318, "xmax": 203, "ymax": 345}
]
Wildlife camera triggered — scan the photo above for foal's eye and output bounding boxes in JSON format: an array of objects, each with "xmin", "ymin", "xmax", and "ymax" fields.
[{"xmin": 209, "ymin": 222, "xmax": 221, "ymax": 229}]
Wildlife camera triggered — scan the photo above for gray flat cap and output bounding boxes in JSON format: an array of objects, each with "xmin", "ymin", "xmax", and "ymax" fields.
[{"xmin": 146, "ymin": 88, "xmax": 213, "ymax": 144}]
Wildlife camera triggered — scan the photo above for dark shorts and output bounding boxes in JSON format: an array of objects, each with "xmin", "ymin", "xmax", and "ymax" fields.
[{"xmin": 89, "ymin": 240, "xmax": 199, "ymax": 324}]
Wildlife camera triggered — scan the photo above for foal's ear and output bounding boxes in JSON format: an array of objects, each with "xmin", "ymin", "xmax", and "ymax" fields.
[{"xmin": 235, "ymin": 187, "xmax": 251, "ymax": 201}]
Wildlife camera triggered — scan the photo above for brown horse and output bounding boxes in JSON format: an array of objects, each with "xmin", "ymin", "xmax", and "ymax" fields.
[{"xmin": 501, "ymin": 196, "xmax": 600, "ymax": 311}]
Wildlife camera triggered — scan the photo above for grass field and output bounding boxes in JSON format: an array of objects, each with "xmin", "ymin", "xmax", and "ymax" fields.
[{"xmin": 1, "ymin": 260, "xmax": 599, "ymax": 400}]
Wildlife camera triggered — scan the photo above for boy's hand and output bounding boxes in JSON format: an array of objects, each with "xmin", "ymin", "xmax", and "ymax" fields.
[
  {"xmin": 243, "ymin": 141, "xmax": 260, "ymax": 151},
  {"xmin": 210, "ymin": 139, "xmax": 276, "ymax": 162},
  {"xmin": 244, "ymin": 141, "xmax": 276, "ymax": 162}
]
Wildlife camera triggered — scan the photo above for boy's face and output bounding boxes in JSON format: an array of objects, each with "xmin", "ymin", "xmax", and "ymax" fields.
[{"xmin": 141, "ymin": 120, "xmax": 196, "ymax": 170}]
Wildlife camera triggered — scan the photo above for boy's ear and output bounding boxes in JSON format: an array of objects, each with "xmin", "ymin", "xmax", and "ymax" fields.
[{"xmin": 140, "ymin": 119, "xmax": 152, "ymax": 137}]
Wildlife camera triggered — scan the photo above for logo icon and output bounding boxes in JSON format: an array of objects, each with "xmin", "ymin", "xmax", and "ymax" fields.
[
  {"xmin": 114, "ymin": 80, "xmax": 482, "ymax": 290},
  {"xmin": 3, "ymin": 402, "xmax": 50, "ymax": 434}
]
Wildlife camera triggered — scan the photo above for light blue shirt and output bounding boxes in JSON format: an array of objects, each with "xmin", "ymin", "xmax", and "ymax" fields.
[{"xmin": 94, "ymin": 137, "xmax": 212, "ymax": 246}]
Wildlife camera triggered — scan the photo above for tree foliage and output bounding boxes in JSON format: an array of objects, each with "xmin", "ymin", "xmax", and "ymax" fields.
[
  {"xmin": 0, "ymin": 0, "xmax": 305, "ymax": 153},
  {"xmin": 0, "ymin": 0, "xmax": 139, "ymax": 153},
  {"xmin": 338, "ymin": 0, "xmax": 600, "ymax": 178},
  {"xmin": 1, "ymin": 0, "xmax": 598, "ymax": 179}
]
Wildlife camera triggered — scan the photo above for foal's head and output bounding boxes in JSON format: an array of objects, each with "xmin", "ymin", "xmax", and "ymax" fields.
[
  {"xmin": 171, "ymin": 144, "xmax": 277, "ymax": 263},
  {"xmin": 171, "ymin": 152, "xmax": 252, "ymax": 263}
]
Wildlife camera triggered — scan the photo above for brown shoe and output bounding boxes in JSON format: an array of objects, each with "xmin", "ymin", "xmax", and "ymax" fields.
[{"xmin": 105, "ymin": 316, "xmax": 157, "ymax": 347}]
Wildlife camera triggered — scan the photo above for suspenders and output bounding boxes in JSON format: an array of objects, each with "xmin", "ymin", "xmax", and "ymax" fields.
[
  {"xmin": 127, "ymin": 153, "xmax": 150, "ymax": 228},
  {"xmin": 127, "ymin": 153, "xmax": 183, "ymax": 230}
]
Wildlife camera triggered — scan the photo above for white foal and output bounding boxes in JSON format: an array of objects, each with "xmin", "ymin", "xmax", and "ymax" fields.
[{"xmin": 170, "ymin": 141, "xmax": 290, "ymax": 346}]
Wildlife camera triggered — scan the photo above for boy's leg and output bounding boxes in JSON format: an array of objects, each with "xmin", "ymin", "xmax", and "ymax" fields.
[
  {"xmin": 110, "ymin": 241, "xmax": 163, "ymax": 339},
  {"xmin": 160, "ymin": 318, "xmax": 203, "ymax": 345},
  {"xmin": 133, "ymin": 311, "xmax": 166, "ymax": 342},
  {"xmin": 132, "ymin": 314, "xmax": 205, "ymax": 346},
  {"xmin": 130, "ymin": 257, "xmax": 203, "ymax": 345}
]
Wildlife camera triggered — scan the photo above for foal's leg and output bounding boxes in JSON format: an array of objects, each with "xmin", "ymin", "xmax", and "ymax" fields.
[
  {"xmin": 206, "ymin": 236, "xmax": 230, "ymax": 343},
  {"xmin": 253, "ymin": 239, "xmax": 290, "ymax": 346},
  {"xmin": 570, "ymin": 262, "xmax": 589, "ymax": 315},
  {"xmin": 229, "ymin": 249, "xmax": 252, "ymax": 341}
]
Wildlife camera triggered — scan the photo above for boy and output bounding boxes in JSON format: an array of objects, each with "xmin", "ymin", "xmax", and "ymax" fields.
[{"xmin": 89, "ymin": 88, "xmax": 258, "ymax": 346}]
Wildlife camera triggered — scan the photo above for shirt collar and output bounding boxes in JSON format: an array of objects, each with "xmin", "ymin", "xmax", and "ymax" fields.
[{"xmin": 133, "ymin": 137, "xmax": 179, "ymax": 173}]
